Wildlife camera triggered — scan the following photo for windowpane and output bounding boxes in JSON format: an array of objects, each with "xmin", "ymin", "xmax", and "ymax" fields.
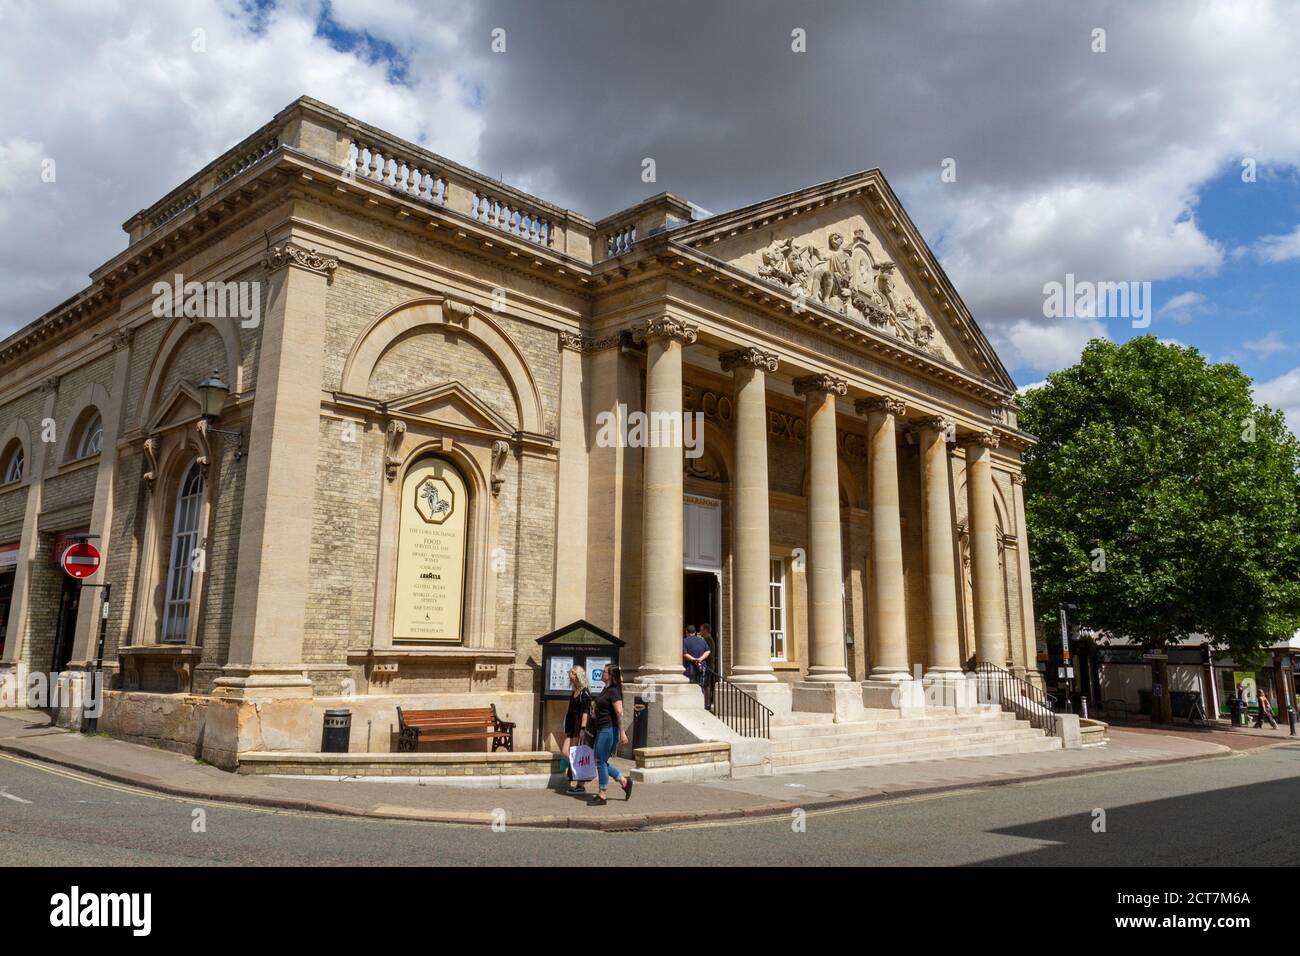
[
  {"xmin": 75, "ymin": 413, "xmax": 103, "ymax": 459},
  {"xmin": 3, "ymin": 446, "xmax": 22, "ymax": 483},
  {"xmin": 161, "ymin": 462, "xmax": 205, "ymax": 644},
  {"xmin": 769, "ymin": 558, "xmax": 787, "ymax": 662}
]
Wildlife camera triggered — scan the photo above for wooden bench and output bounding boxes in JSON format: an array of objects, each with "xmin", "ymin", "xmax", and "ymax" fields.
[{"xmin": 395, "ymin": 706, "xmax": 515, "ymax": 753}]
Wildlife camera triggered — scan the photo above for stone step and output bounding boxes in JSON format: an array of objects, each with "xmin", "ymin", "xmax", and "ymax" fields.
[
  {"xmin": 771, "ymin": 712, "xmax": 1017, "ymax": 740},
  {"xmin": 770, "ymin": 727, "xmax": 1050, "ymax": 767},
  {"xmin": 770, "ymin": 734, "xmax": 1062, "ymax": 773},
  {"xmin": 772, "ymin": 719, "xmax": 1034, "ymax": 753}
]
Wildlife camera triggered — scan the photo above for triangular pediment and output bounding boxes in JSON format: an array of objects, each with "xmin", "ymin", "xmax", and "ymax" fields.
[
  {"xmin": 385, "ymin": 380, "xmax": 515, "ymax": 434},
  {"xmin": 146, "ymin": 383, "xmax": 203, "ymax": 434},
  {"xmin": 673, "ymin": 170, "xmax": 1013, "ymax": 390}
]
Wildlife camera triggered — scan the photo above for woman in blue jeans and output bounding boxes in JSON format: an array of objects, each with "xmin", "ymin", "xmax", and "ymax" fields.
[{"xmin": 589, "ymin": 665, "xmax": 633, "ymax": 805}]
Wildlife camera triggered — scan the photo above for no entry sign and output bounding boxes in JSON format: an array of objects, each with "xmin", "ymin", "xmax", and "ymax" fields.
[{"xmin": 61, "ymin": 541, "xmax": 101, "ymax": 579}]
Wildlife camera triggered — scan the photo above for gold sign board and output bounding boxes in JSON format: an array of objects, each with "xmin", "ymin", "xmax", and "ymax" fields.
[{"xmin": 393, "ymin": 458, "xmax": 468, "ymax": 641}]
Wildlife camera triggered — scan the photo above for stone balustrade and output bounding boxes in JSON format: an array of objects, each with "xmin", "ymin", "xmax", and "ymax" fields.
[{"xmin": 123, "ymin": 97, "xmax": 593, "ymax": 259}]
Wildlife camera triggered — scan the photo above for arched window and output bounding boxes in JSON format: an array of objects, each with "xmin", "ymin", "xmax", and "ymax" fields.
[
  {"xmin": 1, "ymin": 442, "xmax": 23, "ymax": 484},
  {"xmin": 160, "ymin": 461, "xmax": 205, "ymax": 644},
  {"xmin": 74, "ymin": 412, "xmax": 104, "ymax": 459}
]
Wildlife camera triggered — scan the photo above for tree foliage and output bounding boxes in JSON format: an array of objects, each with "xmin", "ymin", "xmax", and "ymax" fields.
[{"xmin": 1017, "ymin": 336, "xmax": 1300, "ymax": 658}]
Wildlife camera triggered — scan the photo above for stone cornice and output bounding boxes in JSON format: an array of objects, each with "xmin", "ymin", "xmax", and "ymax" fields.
[
  {"xmin": 855, "ymin": 396, "xmax": 906, "ymax": 418},
  {"xmin": 719, "ymin": 346, "xmax": 780, "ymax": 373},
  {"xmin": 793, "ymin": 373, "xmax": 848, "ymax": 397}
]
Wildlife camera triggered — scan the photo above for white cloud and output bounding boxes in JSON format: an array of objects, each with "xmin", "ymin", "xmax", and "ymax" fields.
[
  {"xmin": 0, "ymin": 0, "xmax": 485, "ymax": 338},
  {"xmin": 1255, "ymin": 366, "xmax": 1300, "ymax": 437},
  {"xmin": 987, "ymin": 318, "xmax": 1109, "ymax": 375},
  {"xmin": 1244, "ymin": 330, "xmax": 1294, "ymax": 356},
  {"xmin": 1255, "ymin": 224, "xmax": 1300, "ymax": 263},
  {"xmin": 1157, "ymin": 291, "xmax": 1210, "ymax": 324}
]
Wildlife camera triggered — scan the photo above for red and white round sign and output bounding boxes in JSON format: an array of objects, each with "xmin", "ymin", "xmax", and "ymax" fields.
[{"xmin": 61, "ymin": 541, "xmax": 101, "ymax": 579}]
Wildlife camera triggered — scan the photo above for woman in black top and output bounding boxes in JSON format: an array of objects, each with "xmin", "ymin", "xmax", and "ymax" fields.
[
  {"xmin": 562, "ymin": 666, "xmax": 592, "ymax": 792},
  {"xmin": 589, "ymin": 665, "xmax": 633, "ymax": 805}
]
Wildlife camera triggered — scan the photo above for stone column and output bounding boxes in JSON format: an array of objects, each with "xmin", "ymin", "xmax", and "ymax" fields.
[
  {"xmin": 633, "ymin": 317, "xmax": 697, "ymax": 686},
  {"xmin": 856, "ymin": 397, "xmax": 911, "ymax": 684},
  {"xmin": 960, "ymin": 431, "xmax": 1008, "ymax": 668},
  {"xmin": 1010, "ymin": 472, "xmax": 1041, "ymax": 687},
  {"xmin": 790, "ymin": 374, "xmax": 863, "ymax": 722},
  {"xmin": 916, "ymin": 416, "xmax": 963, "ymax": 677},
  {"xmin": 720, "ymin": 347, "xmax": 779, "ymax": 685}
]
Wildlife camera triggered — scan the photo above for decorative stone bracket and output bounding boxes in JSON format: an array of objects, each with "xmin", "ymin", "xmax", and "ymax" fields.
[
  {"xmin": 490, "ymin": 439, "xmax": 510, "ymax": 496},
  {"xmin": 383, "ymin": 420, "xmax": 407, "ymax": 482}
]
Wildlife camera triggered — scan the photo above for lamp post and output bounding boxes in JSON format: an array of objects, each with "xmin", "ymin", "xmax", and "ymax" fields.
[
  {"xmin": 196, "ymin": 370, "xmax": 243, "ymax": 461},
  {"xmin": 1057, "ymin": 603, "xmax": 1077, "ymax": 713}
]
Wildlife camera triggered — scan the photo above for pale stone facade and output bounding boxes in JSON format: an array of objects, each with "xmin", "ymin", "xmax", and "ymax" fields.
[{"xmin": 0, "ymin": 98, "xmax": 1040, "ymax": 769}]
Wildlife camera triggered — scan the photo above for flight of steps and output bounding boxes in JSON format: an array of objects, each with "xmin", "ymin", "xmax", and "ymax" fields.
[{"xmin": 767, "ymin": 707, "xmax": 1061, "ymax": 774}]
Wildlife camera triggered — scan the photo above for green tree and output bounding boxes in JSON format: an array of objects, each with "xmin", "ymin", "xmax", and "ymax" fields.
[{"xmin": 1018, "ymin": 336, "xmax": 1300, "ymax": 670}]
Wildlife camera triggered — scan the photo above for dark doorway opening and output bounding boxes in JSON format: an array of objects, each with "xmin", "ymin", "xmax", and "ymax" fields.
[
  {"xmin": 0, "ymin": 570, "xmax": 13, "ymax": 660},
  {"xmin": 684, "ymin": 570, "xmax": 721, "ymax": 676},
  {"xmin": 51, "ymin": 573, "xmax": 80, "ymax": 673}
]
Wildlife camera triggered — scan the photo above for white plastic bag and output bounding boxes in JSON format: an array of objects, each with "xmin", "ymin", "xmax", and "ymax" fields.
[{"xmin": 568, "ymin": 744, "xmax": 597, "ymax": 781}]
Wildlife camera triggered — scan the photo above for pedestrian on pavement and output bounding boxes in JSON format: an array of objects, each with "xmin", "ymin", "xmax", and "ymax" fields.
[
  {"xmin": 1237, "ymin": 684, "xmax": 1248, "ymax": 727},
  {"xmin": 589, "ymin": 665, "xmax": 632, "ymax": 805},
  {"xmin": 562, "ymin": 665, "xmax": 592, "ymax": 792},
  {"xmin": 1254, "ymin": 688, "xmax": 1279, "ymax": 730}
]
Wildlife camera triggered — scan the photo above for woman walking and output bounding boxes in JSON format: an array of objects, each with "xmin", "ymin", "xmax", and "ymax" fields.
[
  {"xmin": 562, "ymin": 666, "xmax": 592, "ymax": 792},
  {"xmin": 589, "ymin": 665, "xmax": 633, "ymax": 806}
]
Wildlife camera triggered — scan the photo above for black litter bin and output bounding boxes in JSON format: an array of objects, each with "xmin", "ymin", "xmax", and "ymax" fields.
[
  {"xmin": 632, "ymin": 696, "xmax": 648, "ymax": 750},
  {"xmin": 1229, "ymin": 697, "xmax": 1241, "ymax": 727},
  {"xmin": 322, "ymin": 708, "xmax": 351, "ymax": 753}
]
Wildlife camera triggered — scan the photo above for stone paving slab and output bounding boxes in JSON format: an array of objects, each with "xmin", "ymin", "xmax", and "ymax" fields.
[{"xmin": 0, "ymin": 712, "xmax": 1237, "ymax": 831}]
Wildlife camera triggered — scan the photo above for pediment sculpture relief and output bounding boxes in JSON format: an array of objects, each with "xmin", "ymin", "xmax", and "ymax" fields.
[{"xmin": 757, "ymin": 228, "xmax": 947, "ymax": 359}]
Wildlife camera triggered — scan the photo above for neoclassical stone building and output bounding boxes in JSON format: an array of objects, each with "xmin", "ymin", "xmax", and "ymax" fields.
[{"xmin": 0, "ymin": 98, "xmax": 1044, "ymax": 770}]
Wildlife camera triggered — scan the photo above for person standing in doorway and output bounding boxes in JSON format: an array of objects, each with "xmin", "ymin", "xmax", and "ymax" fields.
[
  {"xmin": 698, "ymin": 623, "xmax": 717, "ymax": 707},
  {"xmin": 589, "ymin": 665, "xmax": 632, "ymax": 805},
  {"xmin": 683, "ymin": 626, "xmax": 710, "ymax": 683},
  {"xmin": 1254, "ymin": 688, "xmax": 1279, "ymax": 730},
  {"xmin": 562, "ymin": 666, "xmax": 592, "ymax": 793}
]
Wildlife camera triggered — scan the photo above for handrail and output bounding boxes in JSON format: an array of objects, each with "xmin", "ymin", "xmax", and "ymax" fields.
[
  {"xmin": 698, "ymin": 667, "xmax": 773, "ymax": 739},
  {"xmin": 974, "ymin": 662, "xmax": 1058, "ymax": 737}
]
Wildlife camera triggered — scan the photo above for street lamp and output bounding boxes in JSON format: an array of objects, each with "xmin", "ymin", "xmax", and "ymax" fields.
[
  {"xmin": 196, "ymin": 369, "xmax": 229, "ymax": 419},
  {"xmin": 196, "ymin": 369, "xmax": 243, "ymax": 461}
]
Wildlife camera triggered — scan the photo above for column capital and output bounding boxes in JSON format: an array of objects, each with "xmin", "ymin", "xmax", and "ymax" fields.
[
  {"xmin": 263, "ymin": 242, "xmax": 339, "ymax": 283},
  {"xmin": 855, "ymin": 395, "xmax": 906, "ymax": 418},
  {"xmin": 793, "ymin": 373, "xmax": 848, "ymax": 397},
  {"xmin": 719, "ymin": 346, "xmax": 779, "ymax": 373},
  {"xmin": 912, "ymin": 414, "xmax": 955, "ymax": 435},
  {"xmin": 634, "ymin": 316, "xmax": 698, "ymax": 346},
  {"xmin": 957, "ymin": 430, "xmax": 1000, "ymax": 450}
]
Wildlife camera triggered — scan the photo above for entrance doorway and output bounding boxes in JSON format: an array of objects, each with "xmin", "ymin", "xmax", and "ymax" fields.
[
  {"xmin": 51, "ymin": 573, "xmax": 80, "ymax": 673},
  {"xmin": 684, "ymin": 570, "xmax": 720, "ymax": 673},
  {"xmin": 0, "ymin": 569, "xmax": 13, "ymax": 659}
]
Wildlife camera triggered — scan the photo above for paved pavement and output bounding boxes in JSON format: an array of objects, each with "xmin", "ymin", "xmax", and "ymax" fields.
[
  {"xmin": 2, "ymin": 726, "xmax": 1298, "ymax": 865},
  {"xmin": 1106, "ymin": 719, "xmax": 1299, "ymax": 751},
  {"xmin": 0, "ymin": 709, "xmax": 1240, "ymax": 831}
]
